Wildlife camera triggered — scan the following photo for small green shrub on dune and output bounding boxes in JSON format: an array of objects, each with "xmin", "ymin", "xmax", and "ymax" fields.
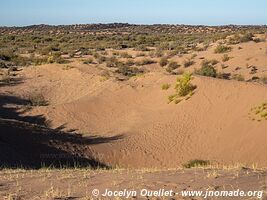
[
  {"xmin": 168, "ymin": 73, "xmax": 197, "ymax": 104},
  {"xmin": 83, "ymin": 58, "xmax": 94, "ymax": 64},
  {"xmin": 175, "ymin": 73, "xmax": 197, "ymax": 97},
  {"xmin": 195, "ymin": 61, "xmax": 217, "ymax": 78},
  {"xmin": 214, "ymin": 45, "xmax": 232, "ymax": 54},
  {"xmin": 222, "ymin": 54, "xmax": 230, "ymax": 62},
  {"xmin": 159, "ymin": 57, "xmax": 168, "ymax": 67},
  {"xmin": 28, "ymin": 92, "xmax": 48, "ymax": 106},
  {"xmin": 120, "ymin": 52, "xmax": 132, "ymax": 58},
  {"xmin": 232, "ymin": 74, "xmax": 245, "ymax": 81},
  {"xmin": 136, "ymin": 58, "xmax": 155, "ymax": 66},
  {"xmin": 161, "ymin": 83, "xmax": 171, "ymax": 90},
  {"xmin": 166, "ymin": 61, "xmax": 180, "ymax": 73},
  {"xmin": 116, "ymin": 65, "xmax": 144, "ymax": 77},
  {"xmin": 261, "ymin": 76, "xmax": 267, "ymax": 84},
  {"xmin": 183, "ymin": 59, "xmax": 195, "ymax": 68},
  {"xmin": 183, "ymin": 159, "xmax": 210, "ymax": 168}
]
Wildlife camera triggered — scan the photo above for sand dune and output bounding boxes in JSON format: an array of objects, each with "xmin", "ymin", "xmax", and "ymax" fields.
[{"xmin": 1, "ymin": 62, "xmax": 267, "ymax": 169}]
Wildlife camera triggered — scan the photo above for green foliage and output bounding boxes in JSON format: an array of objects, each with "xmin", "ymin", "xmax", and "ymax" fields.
[
  {"xmin": 196, "ymin": 60, "xmax": 217, "ymax": 77},
  {"xmin": 83, "ymin": 58, "xmax": 94, "ymax": 64},
  {"xmin": 159, "ymin": 57, "xmax": 168, "ymax": 67},
  {"xmin": 183, "ymin": 159, "xmax": 210, "ymax": 168},
  {"xmin": 249, "ymin": 102, "xmax": 267, "ymax": 121},
  {"xmin": 261, "ymin": 76, "xmax": 267, "ymax": 84},
  {"xmin": 183, "ymin": 59, "xmax": 195, "ymax": 68},
  {"xmin": 28, "ymin": 92, "xmax": 48, "ymax": 106},
  {"xmin": 166, "ymin": 61, "xmax": 180, "ymax": 73},
  {"xmin": 175, "ymin": 73, "xmax": 196, "ymax": 97},
  {"xmin": 232, "ymin": 74, "xmax": 245, "ymax": 81},
  {"xmin": 161, "ymin": 83, "xmax": 171, "ymax": 90},
  {"xmin": 136, "ymin": 58, "xmax": 155, "ymax": 66},
  {"xmin": 222, "ymin": 54, "xmax": 230, "ymax": 62},
  {"xmin": 116, "ymin": 65, "xmax": 144, "ymax": 77},
  {"xmin": 214, "ymin": 45, "xmax": 232, "ymax": 54}
]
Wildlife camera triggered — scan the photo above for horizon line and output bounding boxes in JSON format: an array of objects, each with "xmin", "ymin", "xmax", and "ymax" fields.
[{"xmin": 1, "ymin": 22, "xmax": 267, "ymax": 28}]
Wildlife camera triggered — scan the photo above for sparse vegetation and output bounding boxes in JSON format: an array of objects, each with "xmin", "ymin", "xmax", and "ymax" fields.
[
  {"xmin": 183, "ymin": 159, "xmax": 210, "ymax": 168},
  {"xmin": 168, "ymin": 73, "xmax": 197, "ymax": 104},
  {"xmin": 116, "ymin": 65, "xmax": 144, "ymax": 77},
  {"xmin": 183, "ymin": 59, "xmax": 195, "ymax": 68},
  {"xmin": 83, "ymin": 58, "xmax": 94, "ymax": 64},
  {"xmin": 159, "ymin": 57, "xmax": 168, "ymax": 67},
  {"xmin": 136, "ymin": 58, "xmax": 155, "ymax": 66},
  {"xmin": 249, "ymin": 102, "xmax": 267, "ymax": 121},
  {"xmin": 166, "ymin": 61, "xmax": 180, "ymax": 73},
  {"xmin": 232, "ymin": 74, "xmax": 245, "ymax": 81},
  {"xmin": 28, "ymin": 92, "xmax": 48, "ymax": 106},
  {"xmin": 195, "ymin": 60, "xmax": 217, "ymax": 78},
  {"xmin": 214, "ymin": 45, "xmax": 232, "ymax": 54},
  {"xmin": 161, "ymin": 83, "xmax": 171, "ymax": 90},
  {"xmin": 222, "ymin": 54, "xmax": 231, "ymax": 62}
]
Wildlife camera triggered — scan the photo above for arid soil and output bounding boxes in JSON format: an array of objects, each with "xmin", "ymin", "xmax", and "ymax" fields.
[
  {"xmin": 1, "ymin": 28, "xmax": 267, "ymax": 199},
  {"xmin": 1, "ymin": 39, "xmax": 267, "ymax": 168},
  {"xmin": 0, "ymin": 168, "xmax": 266, "ymax": 199}
]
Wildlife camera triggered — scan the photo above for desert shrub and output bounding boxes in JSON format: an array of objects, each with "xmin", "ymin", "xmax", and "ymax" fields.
[
  {"xmin": 155, "ymin": 49, "xmax": 164, "ymax": 57},
  {"xmin": 222, "ymin": 54, "xmax": 230, "ymax": 62},
  {"xmin": 183, "ymin": 59, "xmax": 195, "ymax": 68},
  {"xmin": 214, "ymin": 45, "xmax": 232, "ymax": 54},
  {"xmin": 239, "ymin": 33, "xmax": 254, "ymax": 43},
  {"xmin": 166, "ymin": 61, "xmax": 180, "ymax": 72},
  {"xmin": 216, "ymin": 72, "xmax": 231, "ymax": 80},
  {"xmin": 116, "ymin": 65, "xmax": 144, "ymax": 77},
  {"xmin": 232, "ymin": 74, "xmax": 245, "ymax": 81},
  {"xmin": 196, "ymin": 64, "xmax": 217, "ymax": 78},
  {"xmin": 136, "ymin": 52, "xmax": 146, "ymax": 57},
  {"xmin": 0, "ymin": 71, "xmax": 11, "ymax": 84},
  {"xmin": 125, "ymin": 59, "xmax": 135, "ymax": 66},
  {"xmin": 83, "ymin": 58, "xmax": 94, "ymax": 64},
  {"xmin": 47, "ymin": 53, "xmax": 68, "ymax": 64},
  {"xmin": 0, "ymin": 61, "xmax": 7, "ymax": 68},
  {"xmin": 260, "ymin": 76, "xmax": 267, "ymax": 84},
  {"xmin": 136, "ymin": 58, "xmax": 155, "ymax": 66},
  {"xmin": 159, "ymin": 57, "xmax": 168, "ymax": 67},
  {"xmin": 161, "ymin": 83, "xmax": 171, "ymax": 90},
  {"xmin": 249, "ymin": 102, "xmax": 267, "ymax": 121},
  {"xmin": 0, "ymin": 50, "xmax": 14, "ymax": 61},
  {"xmin": 96, "ymin": 56, "xmax": 106, "ymax": 64},
  {"xmin": 106, "ymin": 57, "xmax": 122, "ymax": 68},
  {"xmin": 28, "ymin": 92, "xmax": 48, "ymax": 106},
  {"xmin": 175, "ymin": 73, "xmax": 197, "ymax": 97},
  {"xmin": 120, "ymin": 52, "xmax": 132, "ymax": 58},
  {"xmin": 183, "ymin": 159, "xmax": 210, "ymax": 168}
]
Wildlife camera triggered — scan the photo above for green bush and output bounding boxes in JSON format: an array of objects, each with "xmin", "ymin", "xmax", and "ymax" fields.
[
  {"xmin": 161, "ymin": 83, "xmax": 171, "ymax": 90},
  {"xmin": 116, "ymin": 65, "xmax": 144, "ymax": 77},
  {"xmin": 136, "ymin": 58, "xmax": 155, "ymax": 66},
  {"xmin": 83, "ymin": 58, "xmax": 94, "ymax": 64},
  {"xmin": 196, "ymin": 65, "xmax": 217, "ymax": 77},
  {"xmin": 222, "ymin": 54, "xmax": 230, "ymax": 62},
  {"xmin": 28, "ymin": 92, "xmax": 48, "ymax": 106},
  {"xmin": 166, "ymin": 61, "xmax": 180, "ymax": 72},
  {"xmin": 183, "ymin": 59, "xmax": 195, "ymax": 68},
  {"xmin": 159, "ymin": 57, "xmax": 168, "ymax": 67},
  {"xmin": 175, "ymin": 73, "xmax": 197, "ymax": 97},
  {"xmin": 232, "ymin": 74, "xmax": 245, "ymax": 81},
  {"xmin": 183, "ymin": 159, "xmax": 210, "ymax": 168},
  {"xmin": 214, "ymin": 45, "xmax": 232, "ymax": 54}
]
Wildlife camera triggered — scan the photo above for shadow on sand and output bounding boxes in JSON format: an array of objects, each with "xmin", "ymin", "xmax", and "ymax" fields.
[{"xmin": 0, "ymin": 94, "xmax": 123, "ymax": 169}]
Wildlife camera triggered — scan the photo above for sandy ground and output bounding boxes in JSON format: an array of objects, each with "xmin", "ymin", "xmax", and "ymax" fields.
[
  {"xmin": 0, "ymin": 168, "xmax": 266, "ymax": 199},
  {"xmin": 1, "ymin": 35, "xmax": 267, "ymax": 200},
  {"xmin": 1, "ymin": 40, "xmax": 267, "ymax": 169}
]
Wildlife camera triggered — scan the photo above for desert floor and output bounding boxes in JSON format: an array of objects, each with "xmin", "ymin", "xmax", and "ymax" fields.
[{"xmin": 0, "ymin": 32, "xmax": 267, "ymax": 199}]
